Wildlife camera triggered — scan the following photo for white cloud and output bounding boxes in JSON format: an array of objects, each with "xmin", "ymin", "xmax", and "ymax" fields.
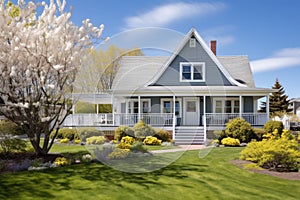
[
  {"xmin": 250, "ymin": 48, "xmax": 300, "ymax": 73},
  {"xmin": 203, "ymin": 25, "xmax": 235, "ymax": 46},
  {"xmin": 205, "ymin": 35, "xmax": 235, "ymax": 46},
  {"xmin": 124, "ymin": 2, "xmax": 226, "ymax": 29}
]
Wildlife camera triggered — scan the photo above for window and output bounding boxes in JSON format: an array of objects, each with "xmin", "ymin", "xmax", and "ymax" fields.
[
  {"xmin": 127, "ymin": 99, "xmax": 151, "ymax": 114},
  {"xmin": 189, "ymin": 38, "xmax": 196, "ymax": 47},
  {"xmin": 180, "ymin": 62, "xmax": 205, "ymax": 82},
  {"xmin": 161, "ymin": 98, "xmax": 182, "ymax": 116},
  {"xmin": 213, "ymin": 99, "xmax": 240, "ymax": 113}
]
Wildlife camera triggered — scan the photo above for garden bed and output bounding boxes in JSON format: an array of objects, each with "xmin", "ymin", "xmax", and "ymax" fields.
[{"xmin": 231, "ymin": 160, "xmax": 300, "ymax": 181}]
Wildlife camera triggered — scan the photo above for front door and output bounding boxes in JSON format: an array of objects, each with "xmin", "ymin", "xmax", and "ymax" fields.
[{"xmin": 184, "ymin": 97, "xmax": 199, "ymax": 126}]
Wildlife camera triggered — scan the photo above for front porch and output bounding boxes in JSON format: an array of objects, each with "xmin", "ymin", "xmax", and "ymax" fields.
[{"xmin": 63, "ymin": 113, "xmax": 268, "ymax": 128}]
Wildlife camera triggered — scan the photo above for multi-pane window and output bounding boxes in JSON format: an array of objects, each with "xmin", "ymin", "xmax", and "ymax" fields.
[
  {"xmin": 127, "ymin": 99, "xmax": 150, "ymax": 114},
  {"xmin": 180, "ymin": 62, "xmax": 205, "ymax": 82},
  {"xmin": 214, "ymin": 99, "xmax": 240, "ymax": 113},
  {"xmin": 161, "ymin": 99, "xmax": 181, "ymax": 116},
  {"xmin": 189, "ymin": 38, "xmax": 196, "ymax": 47}
]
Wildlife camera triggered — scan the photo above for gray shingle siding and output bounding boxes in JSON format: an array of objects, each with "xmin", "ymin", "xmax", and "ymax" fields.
[{"xmin": 154, "ymin": 39, "xmax": 233, "ymax": 86}]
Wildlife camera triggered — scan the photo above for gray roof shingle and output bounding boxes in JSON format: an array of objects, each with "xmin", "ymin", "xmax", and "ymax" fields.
[{"xmin": 112, "ymin": 55, "xmax": 255, "ymax": 91}]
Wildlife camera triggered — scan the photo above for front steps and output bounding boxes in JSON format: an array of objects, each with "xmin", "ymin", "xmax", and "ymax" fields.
[{"xmin": 174, "ymin": 126, "xmax": 205, "ymax": 145}]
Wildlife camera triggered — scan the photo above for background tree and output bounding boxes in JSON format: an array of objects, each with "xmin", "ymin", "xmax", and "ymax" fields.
[
  {"xmin": 75, "ymin": 45, "xmax": 143, "ymax": 93},
  {"xmin": 260, "ymin": 79, "xmax": 292, "ymax": 116},
  {"xmin": 0, "ymin": 0, "xmax": 105, "ymax": 155}
]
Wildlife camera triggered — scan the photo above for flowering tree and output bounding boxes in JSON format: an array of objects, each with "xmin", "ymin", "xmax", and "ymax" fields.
[{"xmin": 0, "ymin": 0, "xmax": 105, "ymax": 155}]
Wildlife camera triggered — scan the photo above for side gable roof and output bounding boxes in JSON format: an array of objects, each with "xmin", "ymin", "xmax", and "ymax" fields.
[
  {"xmin": 147, "ymin": 28, "xmax": 246, "ymax": 87},
  {"xmin": 111, "ymin": 56, "xmax": 169, "ymax": 91},
  {"xmin": 218, "ymin": 56, "xmax": 255, "ymax": 87}
]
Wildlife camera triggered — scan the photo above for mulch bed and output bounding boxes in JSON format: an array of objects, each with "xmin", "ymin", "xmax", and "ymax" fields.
[
  {"xmin": 0, "ymin": 152, "xmax": 63, "ymax": 173},
  {"xmin": 231, "ymin": 160, "xmax": 300, "ymax": 181}
]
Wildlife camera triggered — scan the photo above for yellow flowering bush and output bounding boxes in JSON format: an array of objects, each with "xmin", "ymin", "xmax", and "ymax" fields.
[
  {"xmin": 54, "ymin": 157, "xmax": 69, "ymax": 166},
  {"xmin": 241, "ymin": 129, "xmax": 300, "ymax": 172},
  {"xmin": 143, "ymin": 136, "xmax": 162, "ymax": 146},
  {"xmin": 74, "ymin": 139, "xmax": 81, "ymax": 144},
  {"xmin": 60, "ymin": 138, "xmax": 70, "ymax": 144},
  {"xmin": 86, "ymin": 136, "xmax": 106, "ymax": 145},
  {"xmin": 117, "ymin": 136, "xmax": 135, "ymax": 149},
  {"xmin": 108, "ymin": 148, "xmax": 130, "ymax": 159},
  {"xmin": 221, "ymin": 137, "xmax": 240, "ymax": 147}
]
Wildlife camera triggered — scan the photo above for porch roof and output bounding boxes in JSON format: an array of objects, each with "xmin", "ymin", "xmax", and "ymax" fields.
[{"xmin": 112, "ymin": 86, "xmax": 275, "ymax": 97}]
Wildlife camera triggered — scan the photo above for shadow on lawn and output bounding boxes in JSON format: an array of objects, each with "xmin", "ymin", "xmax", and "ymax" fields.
[{"xmin": 0, "ymin": 151, "xmax": 208, "ymax": 199}]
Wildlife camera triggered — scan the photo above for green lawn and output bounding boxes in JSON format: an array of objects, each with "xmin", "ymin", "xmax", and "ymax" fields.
[{"xmin": 1, "ymin": 147, "xmax": 299, "ymax": 200}]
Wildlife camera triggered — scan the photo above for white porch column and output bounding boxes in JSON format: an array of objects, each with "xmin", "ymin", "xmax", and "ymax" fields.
[
  {"xmin": 203, "ymin": 96, "xmax": 207, "ymax": 142},
  {"xmin": 112, "ymin": 94, "xmax": 115, "ymax": 125},
  {"xmin": 172, "ymin": 95, "xmax": 176, "ymax": 140},
  {"xmin": 266, "ymin": 94, "xmax": 270, "ymax": 120},
  {"xmin": 138, "ymin": 96, "xmax": 141, "ymax": 122},
  {"xmin": 239, "ymin": 95, "xmax": 242, "ymax": 118}
]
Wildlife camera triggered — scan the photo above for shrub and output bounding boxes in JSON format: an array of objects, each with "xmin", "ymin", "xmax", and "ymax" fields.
[
  {"xmin": 60, "ymin": 138, "xmax": 70, "ymax": 144},
  {"xmin": 74, "ymin": 139, "xmax": 81, "ymax": 144},
  {"xmin": 130, "ymin": 142, "xmax": 148, "ymax": 153},
  {"xmin": 134, "ymin": 120, "xmax": 155, "ymax": 140},
  {"xmin": 207, "ymin": 130, "xmax": 222, "ymax": 140},
  {"xmin": 223, "ymin": 118, "xmax": 254, "ymax": 143},
  {"xmin": 117, "ymin": 136, "xmax": 135, "ymax": 149},
  {"xmin": 143, "ymin": 136, "xmax": 162, "ymax": 146},
  {"xmin": 0, "ymin": 120, "xmax": 23, "ymax": 136},
  {"xmin": 298, "ymin": 133, "xmax": 300, "ymax": 142},
  {"xmin": 108, "ymin": 148, "xmax": 130, "ymax": 160},
  {"xmin": 0, "ymin": 137, "xmax": 27, "ymax": 153},
  {"xmin": 77, "ymin": 127, "xmax": 104, "ymax": 142},
  {"xmin": 264, "ymin": 120, "xmax": 284, "ymax": 135},
  {"xmin": 50, "ymin": 128, "xmax": 79, "ymax": 140},
  {"xmin": 221, "ymin": 137, "xmax": 240, "ymax": 147},
  {"xmin": 86, "ymin": 136, "xmax": 106, "ymax": 145},
  {"xmin": 253, "ymin": 128, "xmax": 266, "ymax": 141},
  {"xmin": 114, "ymin": 126, "xmax": 134, "ymax": 141},
  {"xmin": 240, "ymin": 132, "xmax": 300, "ymax": 172},
  {"xmin": 54, "ymin": 157, "xmax": 69, "ymax": 166},
  {"xmin": 154, "ymin": 129, "xmax": 171, "ymax": 142}
]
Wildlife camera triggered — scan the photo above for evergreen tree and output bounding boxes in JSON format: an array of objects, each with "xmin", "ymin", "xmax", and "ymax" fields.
[{"xmin": 260, "ymin": 79, "xmax": 292, "ymax": 116}]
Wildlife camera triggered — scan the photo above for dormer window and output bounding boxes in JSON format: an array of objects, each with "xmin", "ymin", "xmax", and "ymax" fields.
[
  {"xmin": 189, "ymin": 38, "xmax": 196, "ymax": 47},
  {"xmin": 180, "ymin": 62, "xmax": 205, "ymax": 82}
]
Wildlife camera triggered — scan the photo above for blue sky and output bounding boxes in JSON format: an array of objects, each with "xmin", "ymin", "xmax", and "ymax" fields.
[{"xmin": 21, "ymin": 1, "xmax": 300, "ymax": 98}]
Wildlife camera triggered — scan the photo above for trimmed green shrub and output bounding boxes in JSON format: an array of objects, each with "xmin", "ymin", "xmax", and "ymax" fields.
[
  {"xmin": 50, "ymin": 128, "xmax": 79, "ymax": 140},
  {"xmin": 77, "ymin": 127, "xmax": 103, "ymax": 142},
  {"xmin": 60, "ymin": 138, "xmax": 70, "ymax": 144},
  {"xmin": 0, "ymin": 120, "xmax": 23, "ymax": 136},
  {"xmin": 130, "ymin": 142, "xmax": 148, "ymax": 153},
  {"xmin": 222, "ymin": 118, "xmax": 254, "ymax": 143},
  {"xmin": 86, "ymin": 136, "xmax": 106, "ymax": 145},
  {"xmin": 134, "ymin": 120, "xmax": 155, "ymax": 140},
  {"xmin": 264, "ymin": 120, "xmax": 284, "ymax": 135},
  {"xmin": 253, "ymin": 128, "xmax": 266, "ymax": 141},
  {"xmin": 0, "ymin": 137, "xmax": 27, "ymax": 153},
  {"xmin": 74, "ymin": 139, "xmax": 81, "ymax": 144},
  {"xmin": 114, "ymin": 126, "xmax": 134, "ymax": 141},
  {"xmin": 240, "ymin": 130, "xmax": 300, "ymax": 172},
  {"xmin": 154, "ymin": 129, "xmax": 171, "ymax": 142},
  {"xmin": 143, "ymin": 136, "xmax": 162, "ymax": 145},
  {"xmin": 221, "ymin": 137, "xmax": 240, "ymax": 147}
]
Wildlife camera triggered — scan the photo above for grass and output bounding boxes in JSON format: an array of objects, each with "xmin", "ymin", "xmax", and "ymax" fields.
[{"xmin": 1, "ymin": 147, "xmax": 300, "ymax": 200}]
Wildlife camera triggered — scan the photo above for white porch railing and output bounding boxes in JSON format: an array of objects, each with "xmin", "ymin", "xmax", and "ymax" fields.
[
  {"xmin": 205, "ymin": 113, "xmax": 268, "ymax": 126},
  {"xmin": 64, "ymin": 113, "xmax": 173, "ymax": 127}
]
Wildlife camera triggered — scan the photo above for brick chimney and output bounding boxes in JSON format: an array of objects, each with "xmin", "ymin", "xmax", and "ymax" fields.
[{"xmin": 210, "ymin": 40, "xmax": 217, "ymax": 55}]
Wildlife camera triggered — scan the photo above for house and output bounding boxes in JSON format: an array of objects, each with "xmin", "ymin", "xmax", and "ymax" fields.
[
  {"xmin": 290, "ymin": 98, "xmax": 300, "ymax": 119},
  {"xmin": 65, "ymin": 28, "xmax": 273, "ymax": 144}
]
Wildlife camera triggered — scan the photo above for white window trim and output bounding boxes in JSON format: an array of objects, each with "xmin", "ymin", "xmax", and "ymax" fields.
[
  {"xmin": 180, "ymin": 62, "xmax": 205, "ymax": 82},
  {"xmin": 160, "ymin": 98, "xmax": 182, "ymax": 117},
  {"xmin": 213, "ymin": 98, "xmax": 241, "ymax": 113},
  {"xmin": 189, "ymin": 38, "xmax": 196, "ymax": 47},
  {"xmin": 126, "ymin": 99, "xmax": 151, "ymax": 114}
]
